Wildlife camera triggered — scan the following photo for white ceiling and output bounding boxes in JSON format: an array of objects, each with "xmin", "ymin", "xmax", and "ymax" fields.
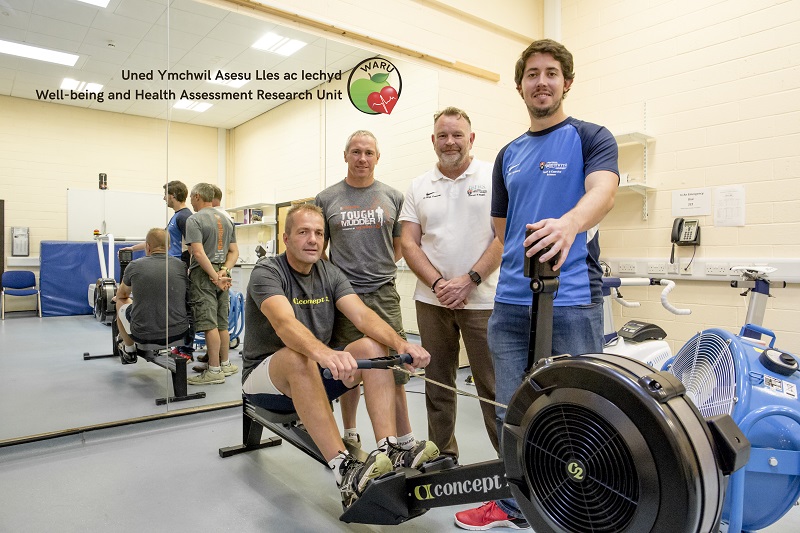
[{"xmin": 0, "ymin": 0, "xmax": 374, "ymax": 128}]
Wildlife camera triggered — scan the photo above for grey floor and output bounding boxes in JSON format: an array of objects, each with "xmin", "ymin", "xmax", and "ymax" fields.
[{"xmin": 1, "ymin": 314, "xmax": 800, "ymax": 532}]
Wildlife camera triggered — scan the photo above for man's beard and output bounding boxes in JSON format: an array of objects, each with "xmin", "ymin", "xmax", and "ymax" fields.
[
  {"xmin": 528, "ymin": 94, "xmax": 564, "ymax": 119},
  {"xmin": 438, "ymin": 150, "xmax": 468, "ymax": 170}
]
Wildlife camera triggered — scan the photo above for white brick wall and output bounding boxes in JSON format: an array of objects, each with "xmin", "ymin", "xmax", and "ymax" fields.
[{"xmin": 563, "ymin": 0, "xmax": 800, "ymax": 353}]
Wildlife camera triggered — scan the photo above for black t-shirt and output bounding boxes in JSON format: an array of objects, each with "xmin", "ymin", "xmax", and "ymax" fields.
[{"xmin": 242, "ymin": 254, "xmax": 354, "ymax": 381}]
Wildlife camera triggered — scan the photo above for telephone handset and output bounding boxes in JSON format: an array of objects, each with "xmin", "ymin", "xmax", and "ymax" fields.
[
  {"xmin": 671, "ymin": 218, "xmax": 700, "ymax": 246},
  {"xmin": 669, "ymin": 218, "xmax": 700, "ymax": 264}
]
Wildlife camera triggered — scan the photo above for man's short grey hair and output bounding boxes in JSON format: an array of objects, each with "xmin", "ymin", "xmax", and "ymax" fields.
[
  {"xmin": 190, "ymin": 183, "xmax": 215, "ymax": 202},
  {"xmin": 344, "ymin": 130, "xmax": 380, "ymax": 155},
  {"xmin": 433, "ymin": 106, "xmax": 472, "ymax": 126}
]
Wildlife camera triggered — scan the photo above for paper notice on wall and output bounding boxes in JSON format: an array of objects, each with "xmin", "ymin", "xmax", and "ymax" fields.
[
  {"xmin": 672, "ymin": 188, "xmax": 711, "ymax": 217},
  {"xmin": 714, "ymin": 185, "xmax": 745, "ymax": 227}
]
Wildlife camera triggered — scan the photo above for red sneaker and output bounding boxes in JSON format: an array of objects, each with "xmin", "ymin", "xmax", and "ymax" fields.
[
  {"xmin": 454, "ymin": 501, "xmax": 529, "ymax": 530},
  {"xmin": 170, "ymin": 348, "xmax": 192, "ymax": 361}
]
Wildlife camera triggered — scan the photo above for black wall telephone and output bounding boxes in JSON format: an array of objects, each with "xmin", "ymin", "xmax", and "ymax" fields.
[
  {"xmin": 670, "ymin": 218, "xmax": 700, "ymax": 264},
  {"xmin": 671, "ymin": 218, "xmax": 700, "ymax": 246}
]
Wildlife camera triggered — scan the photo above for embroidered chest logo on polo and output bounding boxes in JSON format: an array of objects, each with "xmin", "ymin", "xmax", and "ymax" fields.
[
  {"xmin": 423, "ymin": 191, "xmax": 442, "ymax": 200},
  {"xmin": 540, "ymin": 161, "xmax": 568, "ymax": 177},
  {"xmin": 467, "ymin": 185, "xmax": 487, "ymax": 196}
]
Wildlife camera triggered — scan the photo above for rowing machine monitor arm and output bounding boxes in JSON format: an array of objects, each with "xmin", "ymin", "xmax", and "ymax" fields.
[{"xmin": 523, "ymin": 229, "xmax": 560, "ymax": 371}]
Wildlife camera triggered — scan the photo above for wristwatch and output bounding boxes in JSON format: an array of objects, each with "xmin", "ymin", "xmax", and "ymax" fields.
[{"xmin": 468, "ymin": 270, "xmax": 482, "ymax": 286}]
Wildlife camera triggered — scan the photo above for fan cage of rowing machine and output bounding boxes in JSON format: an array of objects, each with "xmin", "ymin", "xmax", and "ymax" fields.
[
  {"xmin": 502, "ymin": 352, "xmax": 746, "ymax": 533},
  {"xmin": 670, "ymin": 327, "xmax": 800, "ymax": 531}
]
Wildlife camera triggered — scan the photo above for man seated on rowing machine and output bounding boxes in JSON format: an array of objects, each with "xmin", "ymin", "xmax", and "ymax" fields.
[
  {"xmin": 115, "ymin": 228, "xmax": 190, "ymax": 363},
  {"xmin": 241, "ymin": 203, "xmax": 439, "ymax": 507}
]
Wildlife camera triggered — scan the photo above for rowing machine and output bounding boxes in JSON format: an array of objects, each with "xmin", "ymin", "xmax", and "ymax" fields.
[{"xmin": 222, "ymin": 242, "xmax": 751, "ymax": 530}]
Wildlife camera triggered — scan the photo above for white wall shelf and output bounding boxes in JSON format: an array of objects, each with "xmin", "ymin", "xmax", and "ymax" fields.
[
  {"xmin": 234, "ymin": 220, "xmax": 277, "ymax": 228},
  {"xmin": 226, "ymin": 202, "xmax": 277, "ymax": 264},
  {"xmin": 614, "ymin": 132, "xmax": 654, "ymax": 147},
  {"xmin": 614, "ymin": 132, "xmax": 655, "ymax": 220},
  {"xmin": 226, "ymin": 203, "xmax": 277, "ymax": 227}
]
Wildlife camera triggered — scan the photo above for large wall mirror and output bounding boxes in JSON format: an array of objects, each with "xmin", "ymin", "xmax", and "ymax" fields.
[{"xmin": 0, "ymin": 0, "xmax": 437, "ymax": 443}]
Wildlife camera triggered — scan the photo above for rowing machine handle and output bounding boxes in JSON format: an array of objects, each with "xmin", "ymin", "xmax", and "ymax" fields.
[{"xmin": 322, "ymin": 353, "xmax": 412, "ymax": 379}]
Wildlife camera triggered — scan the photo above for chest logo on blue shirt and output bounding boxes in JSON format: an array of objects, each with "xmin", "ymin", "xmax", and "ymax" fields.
[
  {"xmin": 467, "ymin": 185, "xmax": 487, "ymax": 196},
  {"xmin": 539, "ymin": 161, "xmax": 568, "ymax": 177}
]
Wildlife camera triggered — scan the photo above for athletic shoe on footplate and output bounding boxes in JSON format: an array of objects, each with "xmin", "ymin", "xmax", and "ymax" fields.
[
  {"xmin": 187, "ymin": 369, "xmax": 225, "ymax": 385},
  {"xmin": 454, "ymin": 501, "xmax": 530, "ymax": 530},
  {"xmin": 338, "ymin": 450, "xmax": 392, "ymax": 507},
  {"xmin": 386, "ymin": 440, "xmax": 439, "ymax": 469}
]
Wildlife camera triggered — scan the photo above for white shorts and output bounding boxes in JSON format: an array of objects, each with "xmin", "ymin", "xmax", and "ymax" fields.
[
  {"xmin": 118, "ymin": 304, "xmax": 133, "ymax": 335},
  {"xmin": 242, "ymin": 356, "xmax": 281, "ymax": 396}
]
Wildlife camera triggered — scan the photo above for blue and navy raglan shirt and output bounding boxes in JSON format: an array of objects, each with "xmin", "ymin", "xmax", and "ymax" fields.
[{"xmin": 492, "ymin": 117, "xmax": 619, "ymax": 307}]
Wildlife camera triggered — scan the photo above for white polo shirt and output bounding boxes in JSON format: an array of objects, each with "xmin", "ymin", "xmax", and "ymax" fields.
[{"xmin": 399, "ymin": 158, "xmax": 498, "ymax": 309}]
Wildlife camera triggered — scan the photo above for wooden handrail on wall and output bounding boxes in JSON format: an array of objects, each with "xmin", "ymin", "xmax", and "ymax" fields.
[{"xmin": 200, "ymin": 0, "xmax": 501, "ymax": 82}]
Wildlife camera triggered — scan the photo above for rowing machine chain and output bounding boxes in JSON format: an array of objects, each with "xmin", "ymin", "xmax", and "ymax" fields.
[{"xmin": 389, "ymin": 365, "xmax": 509, "ymax": 409}]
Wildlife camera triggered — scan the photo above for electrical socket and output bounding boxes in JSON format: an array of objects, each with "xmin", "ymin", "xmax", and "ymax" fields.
[
  {"xmin": 647, "ymin": 262, "xmax": 668, "ymax": 275},
  {"xmin": 678, "ymin": 258, "xmax": 693, "ymax": 275},
  {"xmin": 618, "ymin": 261, "xmax": 637, "ymax": 274},
  {"xmin": 705, "ymin": 262, "xmax": 729, "ymax": 276}
]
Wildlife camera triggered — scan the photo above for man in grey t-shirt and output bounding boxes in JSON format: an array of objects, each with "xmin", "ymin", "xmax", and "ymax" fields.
[
  {"xmin": 115, "ymin": 228, "xmax": 189, "ymax": 361},
  {"xmin": 315, "ymin": 130, "xmax": 411, "ymax": 450},
  {"xmin": 241, "ymin": 203, "xmax": 438, "ymax": 507},
  {"xmin": 185, "ymin": 182, "xmax": 240, "ymax": 385}
]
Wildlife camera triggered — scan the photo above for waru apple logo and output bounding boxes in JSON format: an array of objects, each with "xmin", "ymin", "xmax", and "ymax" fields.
[{"xmin": 347, "ymin": 57, "xmax": 402, "ymax": 115}]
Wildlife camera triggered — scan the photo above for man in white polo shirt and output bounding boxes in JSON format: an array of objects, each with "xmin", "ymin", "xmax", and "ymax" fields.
[{"xmin": 399, "ymin": 106, "xmax": 502, "ymax": 462}]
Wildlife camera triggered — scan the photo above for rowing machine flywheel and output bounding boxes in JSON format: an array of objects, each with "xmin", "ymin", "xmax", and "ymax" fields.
[
  {"xmin": 502, "ymin": 352, "xmax": 749, "ymax": 533},
  {"xmin": 93, "ymin": 277, "xmax": 117, "ymax": 324}
]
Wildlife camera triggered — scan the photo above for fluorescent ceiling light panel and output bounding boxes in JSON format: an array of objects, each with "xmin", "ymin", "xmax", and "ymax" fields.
[
  {"xmin": 208, "ymin": 71, "xmax": 248, "ymax": 89},
  {"xmin": 61, "ymin": 78, "xmax": 103, "ymax": 92},
  {"xmin": 252, "ymin": 32, "xmax": 306, "ymax": 56},
  {"xmin": 75, "ymin": 0, "xmax": 112, "ymax": 7},
  {"xmin": 173, "ymin": 99, "xmax": 212, "ymax": 112},
  {"xmin": 0, "ymin": 39, "xmax": 79, "ymax": 66}
]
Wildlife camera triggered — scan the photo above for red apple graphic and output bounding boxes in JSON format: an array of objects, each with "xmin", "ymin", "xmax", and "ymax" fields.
[{"xmin": 367, "ymin": 86, "xmax": 399, "ymax": 114}]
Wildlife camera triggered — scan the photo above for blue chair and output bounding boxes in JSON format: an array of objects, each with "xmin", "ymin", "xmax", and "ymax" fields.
[{"xmin": 1, "ymin": 270, "xmax": 42, "ymax": 319}]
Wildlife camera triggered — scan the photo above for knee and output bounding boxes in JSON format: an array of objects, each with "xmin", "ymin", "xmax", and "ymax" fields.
[
  {"xmin": 348, "ymin": 336, "xmax": 387, "ymax": 360},
  {"xmin": 280, "ymin": 350, "xmax": 320, "ymax": 382}
]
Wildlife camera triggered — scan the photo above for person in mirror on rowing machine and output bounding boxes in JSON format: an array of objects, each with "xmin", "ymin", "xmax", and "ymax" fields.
[
  {"xmin": 114, "ymin": 228, "xmax": 190, "ymax": 363},
  {"xmin": 241, "ymin": 203, "xmax": 439, "ymax": 507}
]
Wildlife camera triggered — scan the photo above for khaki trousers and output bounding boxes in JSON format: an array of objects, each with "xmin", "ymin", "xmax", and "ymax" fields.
[{"xmin": 415, "ymin": 301, "xmax": 498, "ymax": 459}]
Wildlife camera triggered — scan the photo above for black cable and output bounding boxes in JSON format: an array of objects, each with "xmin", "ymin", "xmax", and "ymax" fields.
[{"xmin": 683, "ymin": 244, "xmax": 697, "ymax": 271}]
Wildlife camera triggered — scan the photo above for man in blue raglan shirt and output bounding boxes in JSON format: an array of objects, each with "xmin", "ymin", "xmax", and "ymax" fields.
[{"xmin": 455, "ymin": 39, "xmax": 619, "ymax": 531}]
